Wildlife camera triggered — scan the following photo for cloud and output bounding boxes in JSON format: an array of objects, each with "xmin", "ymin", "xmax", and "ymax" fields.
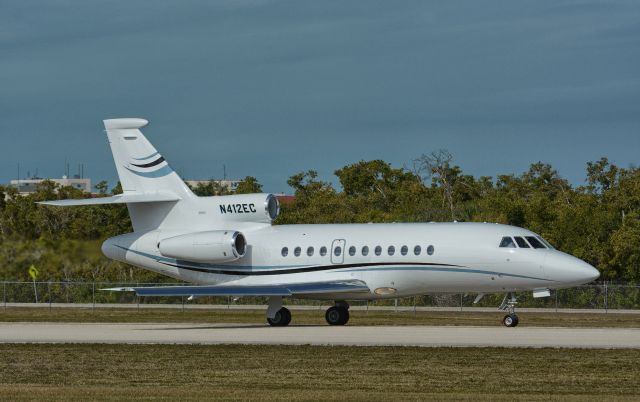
[{"xmin": 1, "ymin": 0, "xmax": 639, "ymax": 191}]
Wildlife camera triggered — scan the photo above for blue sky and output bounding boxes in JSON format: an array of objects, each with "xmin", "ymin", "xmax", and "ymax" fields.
[{"xmin": 1, "ymin": 0, "xmax": 639, "ymax": 193}]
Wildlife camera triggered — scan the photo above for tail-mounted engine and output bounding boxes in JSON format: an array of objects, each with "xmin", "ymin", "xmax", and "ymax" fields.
[
  {"xmin": 215, "ymin": 193, "xmax": 280, "ymax": 223},
  {"xmin": 159, "ymin": 230, "xmax": 246, "ymax": 263}
]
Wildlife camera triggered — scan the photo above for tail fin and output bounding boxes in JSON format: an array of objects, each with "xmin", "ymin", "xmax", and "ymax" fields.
[
  {"xmin": 41, "ymin": 118, "xmax": 197, "ymax": 232},
  {"xmin": 103, "ymin": 118, "xmax": 196, "ymax": 232},
  {"xmin": 104, "ymin": 118, "xmax": 193, "ymax": 197}
]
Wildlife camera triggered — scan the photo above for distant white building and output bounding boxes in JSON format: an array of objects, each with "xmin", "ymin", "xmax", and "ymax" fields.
[
  {"xmin": 185, "ymin": 179, "xmax": 240, "ymax": 192},
  {"xmin": 10, "ymin": 176, "xmax": 92, "ymax": 195}
]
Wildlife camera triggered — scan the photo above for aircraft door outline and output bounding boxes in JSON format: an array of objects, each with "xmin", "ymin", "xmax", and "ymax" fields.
[{"xmin": 331, "ymin": 239, "xmax": 346, "ymax": 264}]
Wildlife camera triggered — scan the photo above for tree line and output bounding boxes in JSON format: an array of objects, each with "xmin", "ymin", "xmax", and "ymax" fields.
[{"xmin": 0, "ymin": 152, "xmax": 638, "ymax": 283}]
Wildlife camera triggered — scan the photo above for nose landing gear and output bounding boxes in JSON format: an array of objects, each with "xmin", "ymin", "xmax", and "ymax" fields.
[{"xmin": 499, "ymin": 292, "xmax": 519, "ymax": 327}]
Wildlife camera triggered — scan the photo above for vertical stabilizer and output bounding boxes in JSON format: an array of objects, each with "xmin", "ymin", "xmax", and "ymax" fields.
[
  {"xmin": 104, "ymin": 118, "xmax": 193, "ymax": 197},
  {"xmin": 104, "ymin": 118, "xmax": 195, "ymax": 231}
]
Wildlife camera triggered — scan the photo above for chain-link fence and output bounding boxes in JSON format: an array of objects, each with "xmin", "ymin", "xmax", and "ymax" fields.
[{"xmin": 1, "ymin": 281, "xmax": 638, "ymax": 310}]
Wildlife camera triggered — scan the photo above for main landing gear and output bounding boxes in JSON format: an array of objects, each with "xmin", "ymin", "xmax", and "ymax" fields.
[
  {"xmin": 499, "ymin": 292, "xmax": 519, "ymax": 327},
  {"xmin": 267, "ymin": 307, "xmax": 291, "ymax": 327},
  {"xmin": 265, "ymin": 298, "xmax": 351, "ymax": 326},
  {"xmin": 266, "ymin": 297, "xmax": 291, "ymax": 327},
  {"xmin": 325, "ymin": 301, "xmax": 349, "ymax": 326}
]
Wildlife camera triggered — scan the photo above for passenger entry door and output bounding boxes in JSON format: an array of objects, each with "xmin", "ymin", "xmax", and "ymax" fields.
[{"xmin": 331, "ymin": 239, "xmax": 346, "ymax": 264}]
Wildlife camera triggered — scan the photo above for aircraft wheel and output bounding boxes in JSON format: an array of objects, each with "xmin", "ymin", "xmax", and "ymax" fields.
[
  {"xmin": 502, "ymin": 314, "xmax": 518, "ymax": 327},
  {"xmin": 325, "ymin": 306, "xmax": 349, "ymax": 325},
  {"xmin": 267, "ymin": 307, "xmax": 291, "ymax": 327}
]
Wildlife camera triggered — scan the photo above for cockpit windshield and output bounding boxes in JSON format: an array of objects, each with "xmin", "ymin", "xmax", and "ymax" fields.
[
  {"xmin": 499, "ymin": 234, "xmax": 555, "ymax": 249},
  {"xmin": 525, "ymin": 236, "xmax": 546, "ymax": 249},
  {"xmin": 513, "ymin": 236, "xmax": 530, "ymax": 248},
  {"xmin": 536, "ymin": 236, "xmax": 554, "ymax": 249}
]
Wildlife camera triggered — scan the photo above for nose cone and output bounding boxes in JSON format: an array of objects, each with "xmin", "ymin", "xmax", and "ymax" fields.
[{"xmin": 544, "ymin": 251, "xmax": 600, "ymax": 286}]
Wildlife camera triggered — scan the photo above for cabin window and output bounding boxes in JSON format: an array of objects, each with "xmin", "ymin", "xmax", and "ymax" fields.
[
  {"xmin": 307, "ymin": 246, "xmax": 315, "ymax": 256},
  {"xmin": 294, "ymin": 247, "xmax": 301, "ymax": 256},
  {"xmin": 375, "ymin": 246, "xmax": 382, "ymax": 256},
  {"xmin": 514, "ymin": 237, "xmax": 530, "ymax": 248},
  {"xmin": 362, "ymin": 246, "xmax": 369, "ymax": 256},
  {"xmin": 281, "ymin": 247, "xmax": 288, "ymax": 257},
  {"xmin": 388, "ymin": 246, "xmax": 395, "ymax": 256},
  {"xmin": 427, "ymin": 245, "xmax": 435, "ymax": 255},
  {"xmin": 348, "ymin": 246, "xmax": 356, "ymax": 256},
  {"xmin": 400, "ymin": 245, "xmax": 408, "ymax": 256},
  {"xmin": 499, "ymin": 237, "xmax": 516, "ymax": 248},
  {"xmin": 334, "ymin": 246, "xmax": 342, "ymax": 257},
  {"xmin": 525, "ymin": 236, "xmax": 546, "ymax": 249},
  {"xmin": 320, "ymin": 246, "xmax": 327, "ymax": 256},
  {"xmin": 414, "ymin": 245, "xmax": 421, "ymax": 255}
]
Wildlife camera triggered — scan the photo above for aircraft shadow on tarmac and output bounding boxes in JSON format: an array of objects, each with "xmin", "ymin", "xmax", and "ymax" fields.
[{"xmin": 137, "ymin": 324, "xmax": 329, "ymax": 331}]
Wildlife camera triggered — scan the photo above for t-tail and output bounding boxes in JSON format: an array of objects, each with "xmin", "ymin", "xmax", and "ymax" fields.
[
  {"xmin": 39, "ymin": 118, "xmax": 197, "ymax": 231},
  {"xmin": 104, "ymin": 118, "xmax": 193, "ymax": 198}
]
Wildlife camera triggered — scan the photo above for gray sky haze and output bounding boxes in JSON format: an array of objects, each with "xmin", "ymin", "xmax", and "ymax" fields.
[{"xmin": 1, "ymin": 0, "xmax": 639, "ymax": 193}]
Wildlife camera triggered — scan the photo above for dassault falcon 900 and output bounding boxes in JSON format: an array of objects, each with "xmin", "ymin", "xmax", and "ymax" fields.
[{"xmin": 40, "ymin": 118, "xmax": 600, "ymax": 327}]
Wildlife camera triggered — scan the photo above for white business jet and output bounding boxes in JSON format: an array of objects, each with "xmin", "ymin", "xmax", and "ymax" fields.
[{"xmin": 41, "ymin": 118, "xmax": 600, "ymax": 327}]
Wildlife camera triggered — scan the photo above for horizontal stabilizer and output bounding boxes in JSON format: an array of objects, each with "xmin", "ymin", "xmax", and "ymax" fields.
[
  {"xmin": 102, "ymin": 280, "xmax": 370, "ymax": 297},
  {"xmin": 38, "ymin": 192, "xmax": 181, "ymax": 206}
]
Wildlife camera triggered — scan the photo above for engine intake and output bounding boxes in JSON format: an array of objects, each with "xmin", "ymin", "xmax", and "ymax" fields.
[{"xmin": 159, "ymin": 230, "xmax": 246, "ymax": 263}]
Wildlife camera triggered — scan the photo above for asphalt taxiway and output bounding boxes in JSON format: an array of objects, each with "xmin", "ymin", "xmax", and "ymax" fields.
[{"xmin": 1, "ymin": 322, "xmax": 639, "ymax": 348}]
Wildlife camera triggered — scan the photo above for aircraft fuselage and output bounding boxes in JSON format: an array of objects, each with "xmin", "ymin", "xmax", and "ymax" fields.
[{"xmin": 103, "ymin": 221, "xmax": 598, "ymax": 300}]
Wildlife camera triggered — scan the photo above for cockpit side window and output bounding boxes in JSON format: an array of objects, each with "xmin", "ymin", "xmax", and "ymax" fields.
[
  {"xmin": 514, "ymin": 236, "xmax": 530, "ymax": 248},
  {"xmin": 499, "ymin": 236, "xmax": 516, "ymax": 248},
  {"xmin": 537, "ymin": 236, "xmax": 554, "ymax": 249},
  {"xmin": 525, "ymin": 236, "xmax": 546, "ymax": 249}
]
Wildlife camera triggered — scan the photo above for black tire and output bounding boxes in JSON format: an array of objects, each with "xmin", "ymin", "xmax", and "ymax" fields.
[
  {"xmin": 502, "ymin": 314, "xmax": 513, "ymax": 327},
  {"xmin": 267, "ymin": 307, "xmax": 291, "ymax": 327},
  {"xmin": 325, "ymin": 306, "xmax": 349, "ymax": 326},
  {"xmin": 502, "ymin": 314, "xmax": 518, "ymax": 327}
]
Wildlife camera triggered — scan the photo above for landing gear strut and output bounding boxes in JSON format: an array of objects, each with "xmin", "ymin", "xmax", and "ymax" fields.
[
  {"xmin": 325, "ymin": 301, "xmax": 349, "ymax": 325},
  {"xmin": 266, "ymin": 296, "xmax": 291, "ymax": 327},
  {"xmin": 499, "ymin": 292, "xmax": 519, "ymax": 328}
]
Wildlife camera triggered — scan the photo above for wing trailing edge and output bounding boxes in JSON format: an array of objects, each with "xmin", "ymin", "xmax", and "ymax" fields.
[{"xmin": 102, "ymin": 280, "xmax": 371, "ymax": 297}]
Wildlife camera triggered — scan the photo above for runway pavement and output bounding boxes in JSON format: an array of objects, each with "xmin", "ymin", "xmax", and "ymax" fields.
[
  {"xmin": 1, "ymin": 322, "xmax": 639, "ymax": 348},
  {"xmin": 5, "ymin": 302, "xmax": 640, "ymax": 314}
]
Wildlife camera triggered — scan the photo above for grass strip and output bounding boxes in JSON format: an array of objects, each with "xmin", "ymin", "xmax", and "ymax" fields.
[
  {"xmin": 1, "ymin": 307, "xmax": 639, "ymax": 327},
  {"xmin": 0, "ymin": 344, "xmax": 639, "ymax": 401}
]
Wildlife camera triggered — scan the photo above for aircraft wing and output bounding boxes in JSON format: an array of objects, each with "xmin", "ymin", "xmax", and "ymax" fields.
[
  {"xmin": 38, "ymin": 192, "xmax": 180, "ymax": 206},
  {"xmin": 103, "ymin": 280, "xmax": 371, "ymax": 297}
]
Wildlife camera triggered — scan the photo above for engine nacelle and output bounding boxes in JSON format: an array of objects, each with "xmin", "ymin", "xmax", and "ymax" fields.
[
  {"xmin": 214, "ymin": 193, "xmax": 280, "ymax": 223},
  {"xmin": 158, "ymin": 230, "xmax": 246, "ymax": 263}
]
